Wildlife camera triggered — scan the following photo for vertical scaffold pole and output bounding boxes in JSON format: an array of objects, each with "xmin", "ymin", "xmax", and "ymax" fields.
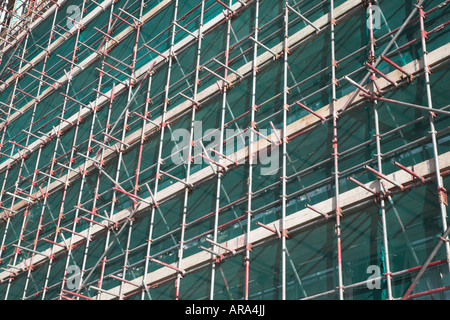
[
  {"xmin": 330, "ymin": 0, "xmax": 344, "ymax": 301},
  {"xmin": 57, "ymin": 0, "xmax": 102, "ymax": 299},
  {"xmin": 174, "ymin": 0, "xmax": 205, "ymax": 300},
  {"xmin": 20, "ymin": 3, "xmax": 63, "ymax": 300},
  {"xmin": 244, "ymin": 0, "xmax": 259, "ymax": 301},
  {"xmin": 138, "ymin": 60, "xmax": 155, "ymax": 301},
  {"xmin": 79, "ymin": 2, "xmax": 117, "ymax": 299},
  {"xmin": 417, "ymin": 3, "xmax": 450, "ymax": 276},
  {"xmin": 281, "ymin": 0, "xmax": 289, "ymax": 300},
  {"xmin": 2, "ymin": 18, "xmax": 33, "ymax": 301},
  {"xmin": 367, "ymin": 1, "xmax": 393, "ymax": 300},
  {"xmin": 77, "ymin": 3, "xmax": 139, "ymax": 298},
  {"xmin": 40, "ymin": 1, "xmax": 89, "ymax": 300},
  {"xmin": 118, "ymin": 0, "xmax": 146, "ymax": 300},
  {"xmin": 141, "ymin": 0, "xmax": 180, "ymax": 300},
  {"xmin": 210, "ymin": 0, "xmax": 233, "ymax": 300}
]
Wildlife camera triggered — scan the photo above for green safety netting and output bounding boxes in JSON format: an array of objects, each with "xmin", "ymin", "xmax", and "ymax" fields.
[{"xmin": 0, "ymin": 0, "xmax": 448, "ymax": 300}]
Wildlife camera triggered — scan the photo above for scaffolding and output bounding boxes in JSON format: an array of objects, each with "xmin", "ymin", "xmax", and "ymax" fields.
[{"xmin": 0, "ymin": 0, "xmax": 448, "ymax": 300}]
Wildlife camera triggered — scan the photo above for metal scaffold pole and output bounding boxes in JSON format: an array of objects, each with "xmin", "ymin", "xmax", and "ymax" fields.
[
  {"xmin": 417, "ymin": 2, "xmax": 450, "ymax": 277},
  {"xmin": 0, "ymin": 0, "xmax": 449, "ymax": 301},
  {"xmin": 116, "ymin": 0, "xmax": 148, "ymax": 300},
  {"xmin": 243, "ymin": 0, "xmax": 259, "ymax": 301},
  {"xmin": 22, "ymin": 2, "xmax": 64, "ymax": 300},
  {"xmin": 210, "ymin": 0, "xmax": 233, "ymax": 300},
  {"xmin": 72, "ymin": 0, "xmax": 151, "ymax": 298},
  {"xmin": 110, "ymin": 1, "xmax": 147, "ymax": 300},
  {"xmin": 367, "ymin": 0, "xmax": 393, "ymax": 300},
  {"xmin": 2, "ymin": 14, "xmax": 33, "ymax": 301},
  {"xmin": 137, "ymin": 52, "xmax": 155, "ymax": 301},
  {"xmin": 330, "ymin": 0, "xmax": 344, "ymax": 301},
  {"xmin": 140, "ymin": 0, "xmax": 180, "ymax": 300},
  {"xmin": 71, "ymin": 14, "xmax": 117, "ymax": 302},
  {"xmin": 174, "ymin": 0, "xmax": 205, "ymax": 300},
  {"xmin": 281, "ymin": 0, "xmax": 289, "ymax": 300},
  {"xmin": 58, "ymin": 0, "xmax": 114, "ymax": 299},
  {"xmin": 397, "ymin": 3, "xmax": 450, "ymax": 298}
]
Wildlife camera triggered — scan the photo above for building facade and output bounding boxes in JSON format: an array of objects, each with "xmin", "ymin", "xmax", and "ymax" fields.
[{"xmin": 0, "ymin": 0, "xmax": 448, "ymax": 300}]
